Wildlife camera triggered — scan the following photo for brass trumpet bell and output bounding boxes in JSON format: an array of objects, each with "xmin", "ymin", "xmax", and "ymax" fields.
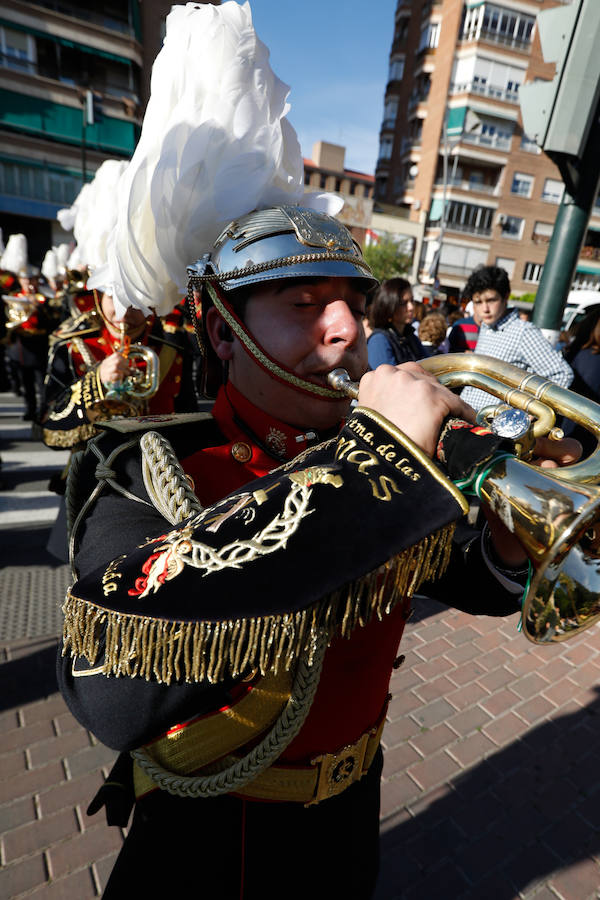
[
  {"xmin": 328, "ymin": 356, "xmax": 600, "ymax": 645},
  {"xmin": 477, "ymin": 454, "xmax": 600, "ymax": 643}
]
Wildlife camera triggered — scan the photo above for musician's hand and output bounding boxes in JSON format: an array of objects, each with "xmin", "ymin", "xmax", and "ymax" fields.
[
  {"xmin": 358, "ymin": 363, "xmax": 476, "ymax": 457},
  {"xmin": 529, "ymin": 435, "xmax": 582, "ymax": 468},
  {"xmin": 99, "ymin": 352, "xmax": 130, "ymax": 387}
]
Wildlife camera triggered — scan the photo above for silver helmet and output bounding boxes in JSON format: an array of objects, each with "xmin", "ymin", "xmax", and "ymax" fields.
[{"xmin": 188, "ymin": 205, "xmax": 377, "ymax": 292}]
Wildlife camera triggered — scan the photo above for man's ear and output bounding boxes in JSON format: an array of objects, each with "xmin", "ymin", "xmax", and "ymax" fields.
[{"xmin": 205, "ymin": 307, "xmax": 235, "ymax": 361}]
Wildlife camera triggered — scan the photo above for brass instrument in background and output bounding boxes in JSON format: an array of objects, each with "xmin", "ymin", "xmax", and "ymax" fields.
[
  {"xmin": 2, "ymin": 294, "xmax": 38, "ymax": 330},
  {"xmin": 328, "ymin": 354, "xmax": 600, "ymax": 645},
  {"xmin": 100, "ymin": 323, "xmax": 160, "ymax": 414}
]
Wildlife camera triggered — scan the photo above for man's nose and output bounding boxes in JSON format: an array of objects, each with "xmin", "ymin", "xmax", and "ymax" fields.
[{"xmin": 323, "ymin": 300, "xmax": 361, "ymax": 345}]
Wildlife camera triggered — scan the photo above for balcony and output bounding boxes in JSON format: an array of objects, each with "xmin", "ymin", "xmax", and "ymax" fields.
[
  {"xmin": 446, "ymin": 221, "xmax": 492, "ymax": 237},
  {"xmin": 478, "ymin": 28, "xmax": 531, "ymax": 52},
  {"xmin": 450, "ymin": 80, "xmax": 519, "ymax": 105},
  {"xmin": 434, "ymin": 177, "xmax": 498, "ymax": 196},
  {"xmin": 462, "ymin": 131, "xmax": 512, "ymax": 152},
  {"xmin": 437, "ymin": 261, "xmax": 475, "ymax": 279}
]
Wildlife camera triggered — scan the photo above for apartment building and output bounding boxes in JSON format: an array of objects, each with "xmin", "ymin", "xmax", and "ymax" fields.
[
  {"xmin": 0, "ymin": 0, "xmax": 217, "ymax": 266},
  {"xmin": 375, "ymin": 0, "xmax": 600, "ymax": 302}
]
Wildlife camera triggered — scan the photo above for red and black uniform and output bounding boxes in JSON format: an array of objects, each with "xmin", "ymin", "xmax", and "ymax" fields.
[
  {"xmin": 58, "ymin": 386, "xmax": 521, "ymax": 899},
  {"xmin": 41, "ymin": 305, "xmax": 205, "ymax": 450},
  {"xmin": 4, "ymin": 291, "xmax": 52, "ymax": 420}
]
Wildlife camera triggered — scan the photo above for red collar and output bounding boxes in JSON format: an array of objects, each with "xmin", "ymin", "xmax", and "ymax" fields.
[
  {"xmin": 213, "ymin": 382, "xmax": 327, "ymax": 462},
  {"xmin": 181, "ymin": 383, "xmax": 342, "ymax": 506}
]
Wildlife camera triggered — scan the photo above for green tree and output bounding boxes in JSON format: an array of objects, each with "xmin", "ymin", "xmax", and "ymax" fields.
[{"xmin": 363, "ymin": 237, "xmax": 411, "ymax": 283}]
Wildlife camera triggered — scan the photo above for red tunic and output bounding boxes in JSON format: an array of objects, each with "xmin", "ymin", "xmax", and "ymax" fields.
[{"xmin": 181, "ymin": 382, "xmax": 409, "ymax": 762}]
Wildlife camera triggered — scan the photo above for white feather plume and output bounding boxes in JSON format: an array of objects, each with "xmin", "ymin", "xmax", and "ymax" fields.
[
  {"xmin": 1, "ymin": 234, "xmax": 29, "ymax": 275},
  {"xmin": 93, "ymin": 1, "xmax": 318, "ymax": 318},
  {"xmin": 42, "ymin": 249, "xmax": 59, "ymax": 281},
  {"xmin": 58, "ymin": 160, "xmax": 127, "ymax": 278}
]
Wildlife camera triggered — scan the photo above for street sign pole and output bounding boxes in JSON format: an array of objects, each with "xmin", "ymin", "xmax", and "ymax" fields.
[{"xmin": 532, "ymin": 102, "xmax": 600, "ymax": 341}]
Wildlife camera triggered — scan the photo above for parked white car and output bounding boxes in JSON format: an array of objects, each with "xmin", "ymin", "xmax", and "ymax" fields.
[{"xmin": 561, "ymin": 290, "xmax": 600, "ymax": 331}]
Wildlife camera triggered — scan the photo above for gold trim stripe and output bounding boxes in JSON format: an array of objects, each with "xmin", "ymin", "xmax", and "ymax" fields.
[{"xmin": 133, "ymin": 667, "xmax": 294, "ymax": 799}]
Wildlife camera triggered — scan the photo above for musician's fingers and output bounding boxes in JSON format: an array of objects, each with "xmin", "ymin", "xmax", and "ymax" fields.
[{"xmin": 532, "ymin": 435, "xmax": 582, "ymax": 468}]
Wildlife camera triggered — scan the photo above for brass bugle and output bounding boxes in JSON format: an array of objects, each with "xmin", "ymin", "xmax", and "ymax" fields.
[
  {"xmin": 327, "ymin": 357, "xmax": 600, "ymax": 645},
  {"xmin": 101, "ymin": 323, "xmax": 160, "ymax": 412}
]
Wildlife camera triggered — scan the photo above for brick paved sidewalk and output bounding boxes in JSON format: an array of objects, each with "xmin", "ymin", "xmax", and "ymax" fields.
[
  {"xmin": 2, "ymin": 599, "xmax": 600, "ymax": 898},
  {"xmin": 376, "ymin": 596, "xmax": 600, "ymax": 900}
]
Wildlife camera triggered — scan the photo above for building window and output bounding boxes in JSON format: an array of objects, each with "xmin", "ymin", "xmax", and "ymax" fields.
[
  {"xmin": 418, "ymin": 22, "xmax": 440, "ymax": 53},
  {"xmin": 375, "ymin": 175, "xmax": 388, "ymax": 198},
  {"xmin": 378, "ymin": 137, "xmax": 393, "ymax": 161},
  {"xmin": 523, "ymin": 262, "xmax": 544, "ymax": 283},
  {"xmin": 0, "ymin": 26, "xmax": 35, "ymax": 73},
  {"xmin": 511, "ymin": 172, "xmax": 533, "ymax": 198},
  {"xmin": 0, "ymin": 159, "xmax": 80, "ymax": 206},
  {"xmin": 395, "ymin": 18, "xmax": 410, "ymax": 43},
  {"xmin": 520, "ymin": 132, "xmax": 541, "ymax": 154},
  {"xmin": 532, "ymin": 221, "xmax": 553, "ymax": 244},
  {"xmin": 445, "ymin": 200, "xmax": 494, "ymax": 235},
  {"xmin": 319, "ymin": 175, "xmax": 327, "ymax": 190},
  {"xmin": 382, "ymin": 97, "xmax": 399, "ymax": 130},
  {"xmin": 388, "ymin": 56, "xmax": 405, "ymax": 82},
  {"xmin": 334, "ymin": 178, "xmax": 342, "ymax": 192},
  {"xmin": 500, "ymin": 215, "xmax": 524, "ymax": 239},
  {"xmin": 495, "ymin": 257, "xmax": 515, "ymax": 279},
  {"xmin": 463, "ymin": 117, "xmax": 514, "ymax": 151},
  {"xmin": 542, "ymin": 178, "xmax": 565, "ymax": 204}
]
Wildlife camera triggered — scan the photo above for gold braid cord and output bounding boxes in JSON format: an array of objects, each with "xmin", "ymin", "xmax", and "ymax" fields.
[{"xmin": 61, "ymin": 522, "xmax": 456, "ymax": 686}]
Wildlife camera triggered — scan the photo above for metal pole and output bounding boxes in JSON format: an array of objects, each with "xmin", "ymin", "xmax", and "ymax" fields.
[
  {"xmin": 532, "ymin": 102, "xmax": 600, "ymax": 342},
  {"xmin": 81, "ymin": 106, "xmax": 87, "ymax": 187}
]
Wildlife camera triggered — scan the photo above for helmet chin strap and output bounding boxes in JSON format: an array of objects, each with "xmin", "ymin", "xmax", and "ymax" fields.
[{"xmin": 205, "ymin": 282, "xmax": 346, "ymax": 401}]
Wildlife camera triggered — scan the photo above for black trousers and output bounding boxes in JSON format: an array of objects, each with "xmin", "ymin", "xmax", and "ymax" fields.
[{"xmin": 103, "ymin": 747, "xmax": 383, "ymax": 900}]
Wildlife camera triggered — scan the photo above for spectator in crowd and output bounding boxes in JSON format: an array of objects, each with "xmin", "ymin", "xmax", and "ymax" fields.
[
  {"xmin": 460, "ymin": 266, "xmax": 573, "ymax": 410},
  {"xmin": 561, "ymin": 306, "xmax": 600, "ymax": 455},
  {"xmin": 411, "ymin": 299, "xmax": 426, "ymax": 335},
  {"xmin": 366, "ymin": 278, "xmax": 424, "ymax": 369},
  {"xmin": 448, "ymin": 300, "xmax": 481, "ymax": 353},
  {"xmin": 418, "ymin": 312, "xmax": 450, "ymax": 357}
]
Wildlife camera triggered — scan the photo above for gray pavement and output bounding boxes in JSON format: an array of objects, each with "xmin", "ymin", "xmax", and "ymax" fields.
[{"xmin": 2, "ymin": 391, "xmax": 600, "ymax": 898}]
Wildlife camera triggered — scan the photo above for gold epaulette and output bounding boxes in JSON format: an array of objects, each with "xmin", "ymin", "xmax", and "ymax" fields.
[{"xmin": 52, "ymin": 308, "xmax": 100, "ymax": 338}]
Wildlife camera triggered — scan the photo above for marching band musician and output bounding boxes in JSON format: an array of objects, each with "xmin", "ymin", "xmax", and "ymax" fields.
[
  {"xmin": 41, "ymin": 289, "xmax": 204, "ymax": 452},
  {"xmin": 1, "ymin": 234, "xmax": 52, "ymax": 422},
  {"xmin": 56, "ymin": 4, "xmax": 580, "ymax": 898}
]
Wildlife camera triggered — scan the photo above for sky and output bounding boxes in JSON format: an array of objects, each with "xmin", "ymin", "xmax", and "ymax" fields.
[{"xmin": 234, "ymin": 0, "xmax": 398, "ymax": 175}]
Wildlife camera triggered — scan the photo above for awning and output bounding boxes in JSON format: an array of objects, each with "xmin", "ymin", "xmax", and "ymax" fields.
[
  {"xmin": 429, "ymin": 198, "xmax": 444, "ymax": 222},
  {"xmin": 576, "ymin": 263, "xmax": 600, "ymax": 275},
  {"xmin": 446, "ymin": 107, "xmax": 466, "ymax": 138}
]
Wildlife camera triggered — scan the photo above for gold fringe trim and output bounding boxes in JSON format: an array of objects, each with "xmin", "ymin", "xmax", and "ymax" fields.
[
  {"xmin": 43, "ymin": 423, "xmax": 97, "ymax": 448},
  {"xmin": 62, "ymin": 522, "xmax": 456, "ymax": 685}
]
